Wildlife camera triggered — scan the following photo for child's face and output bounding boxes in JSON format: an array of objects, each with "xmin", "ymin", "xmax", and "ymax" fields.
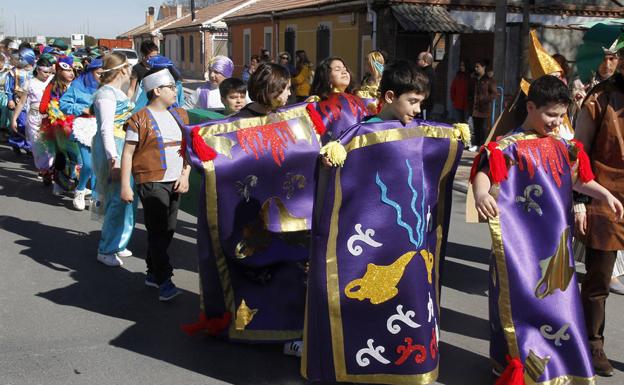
[
  {"xmin": 274, "ymin": 80, "xmax": 291, "ymax": 108},
  {"xmin": 154, "ymin": 84, "xmax": 178, "ymax": 107},
  {"xmin": 222, "ymin": 91, "xmax": 246, "ymax": 113},
  {"xmin": 526, "ymin": 101, "xmax": 567, "ymax": 135},
  {"xmin": 329, "ymin": 60, "xmax": 350, "ymax": 91},
  {"xmin": 384, "ymin": 91, "xmax": 425, "ymax": 125}
]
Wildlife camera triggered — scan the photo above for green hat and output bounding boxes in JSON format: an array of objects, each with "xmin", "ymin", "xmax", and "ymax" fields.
[
  {"xmin": 603, "ymin": 31, "xmax": 624, "ymax": 54},
  {"xmin": 51, "ymin": 38, "xmax": 68, "ymax": 51}
]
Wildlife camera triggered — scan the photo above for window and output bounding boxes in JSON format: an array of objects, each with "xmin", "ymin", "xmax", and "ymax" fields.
[
  {"xmin": 243, "ymin": 29, "xmax": 251, "ymax": 66},
  {"xmin": 264, "ymin": 26, "xmax": 273, "ymax": 56},
  {"xmin": 190, "ymin": 35, "xmax": 194, "ymax": 63},
  {"xmin": 285, "ymin": 27, "xmax": 296, "ymax": 60},
  {"xmin": 316, "ymin": 24, "xmax": 331, "ymax": 64},
  {"xmin": 180, "ymin": 36, "xmax": 185, "ymax": 62}
]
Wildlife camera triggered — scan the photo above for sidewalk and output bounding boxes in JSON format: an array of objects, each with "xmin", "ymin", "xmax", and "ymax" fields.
[{"xmin": 453, "ymin": 150, "xmax": 475, "ymax": 194}]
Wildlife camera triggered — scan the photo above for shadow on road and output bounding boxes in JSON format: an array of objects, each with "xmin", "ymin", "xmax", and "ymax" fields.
[
  {"xmin": 1, "ymin": 214, "xmax": 314, "ymax": 384},
  {"xmin": 442, "ymin": 241, "xmax": 490, "ymax": 296},
  {"xmin": 438, "ymin": 341, "xmax": 492, "ymax": 385},
  {"xmin": 440, "ymin": 307, "xmax": 489, "ymax": 341}
]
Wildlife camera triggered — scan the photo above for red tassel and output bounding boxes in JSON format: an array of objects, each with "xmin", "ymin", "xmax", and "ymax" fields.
[
  {"xmin": 487, "ymin": 142, "xmax": 508, "ymax": 184},
  {"xmin": 306, "ymin": 103, "xmax": 327, "ymax": 136},
  {"xmin": 571, "ymin": 139, "xmax": 595, "ymax": 183},
  {"xmin": 494, "ymin": 355, "xmax": 525, "ymax": 385},
  {"xmin": 191, "ymin": 126, "xmax": 217, "ymax": 162},
  {"xmin": 376, "ymin": 99, "xmax": 384, "ymax": 115},
  {"xmin": 181, "ymin": 312, "xmax": 232, "ymax": 336}
]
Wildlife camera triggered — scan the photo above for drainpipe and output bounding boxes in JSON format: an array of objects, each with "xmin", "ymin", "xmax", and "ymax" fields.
[{"xmin": 366, "ymin": 0, "xmax": 377, "ymax": 51}]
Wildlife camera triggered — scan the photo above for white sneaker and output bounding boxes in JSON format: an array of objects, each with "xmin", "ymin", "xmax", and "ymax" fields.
[
  {"xmin": 283, "ymin": 340, "xmax": 303, "ymax": 357},
  {"xmin": 116, "ymin": 248, "xmax": 133, "ymax": 258},
  {"xmin": 52, "ymin": 183, "xmax": 64, "ymax": 196},
  {"xmin": 83, "ymin": 188, "xmax": 92, "ymax": 196},
  {"xmin": 468, "ymin": 145, "xmax": 479, "ymax": 152},
  {"xmin": 97, "ymin": 253, "xmax": 123, "ymax": 267},
  {"xmin": 73, "ymin": 190, "xmax": 86, "ymax": 211}
]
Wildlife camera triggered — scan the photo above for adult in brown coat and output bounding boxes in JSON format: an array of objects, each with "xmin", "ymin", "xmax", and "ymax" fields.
[{"xmin": 574, "ymin": 50, "xmax": 624, "ymax": 377}]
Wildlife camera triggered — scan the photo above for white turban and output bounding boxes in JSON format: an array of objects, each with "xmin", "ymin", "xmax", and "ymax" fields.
[{"xmin": 142, "ymin": 69, "xmax": 175, "ymax": 92}]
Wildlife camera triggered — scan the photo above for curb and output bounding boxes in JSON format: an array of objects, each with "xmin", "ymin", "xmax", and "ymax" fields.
[{"xmin": 453, "ymin": 181, "xmax": 468, "ymax": 194}]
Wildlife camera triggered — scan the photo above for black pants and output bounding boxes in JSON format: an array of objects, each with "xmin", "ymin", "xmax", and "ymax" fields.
[
  {"xmin": 472, "ymin": 117, "xmax": 488, "ymax": 147},
  {"xmin": 581, "ymin": 248, "xmax": 617, "ymax": 350},
  {"xmin": 137, "ymin": 182, "xmax": 181, "ymax": 285}
]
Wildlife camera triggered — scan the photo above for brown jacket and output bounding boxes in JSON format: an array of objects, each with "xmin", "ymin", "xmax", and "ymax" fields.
[
  {"xmin": 577, "ymin": 73, "xmax": 624, "ymax": 250},
  {"xmin": 124, "ymin": 107, "xmax": 189, "ymax": 185},
  {"xmin": 471, "ymin": 75, "xmax": 498, "ymax": 118}
]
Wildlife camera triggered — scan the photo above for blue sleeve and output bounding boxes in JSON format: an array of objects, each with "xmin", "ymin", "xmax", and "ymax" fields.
[
  {"xmin": 176, "ymin": 82, "xmax": 185, "ymax": 107},
  {"xmin": 60, "ymin": 85, "xmax": 93, "ymax": 116},
  {"xmin": 5, "ymin": 74, "xmax": 14, "ymax": 101}
]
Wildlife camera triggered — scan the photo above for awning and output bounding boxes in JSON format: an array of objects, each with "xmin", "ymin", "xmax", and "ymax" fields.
[{"xmin": 391, "ymin": 4, "xmax": 472, "ymax": 33}]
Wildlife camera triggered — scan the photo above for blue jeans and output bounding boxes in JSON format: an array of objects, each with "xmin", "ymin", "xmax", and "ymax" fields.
[{"xmin": 77, "ymin": 143, "xmax": 95, "ymax": 193}]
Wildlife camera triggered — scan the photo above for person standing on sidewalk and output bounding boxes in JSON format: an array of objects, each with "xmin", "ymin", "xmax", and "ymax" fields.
[
  {"xmin": 574, "ymin": 44, "xmax": 624, "ymax": 377},
  {"xmin": 450, "ymin": 60, "xmax": 469, "ymax": 123},
  {"xmin": 469, "ymin": 60, "xmax": 497, "ymax": 151},
  {"xmin": 120, "ymin": 67, "xmax": 190, "ymax": 301}
]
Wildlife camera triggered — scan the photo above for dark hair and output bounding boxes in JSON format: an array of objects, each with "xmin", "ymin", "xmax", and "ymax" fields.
[
  {"xmin": 140, "ymin": 40, "xmax": 158, "ymax": 57},
  {"xmin": 33, "ymin": 57, "xmax": 54, "ymax": 77},
  {"xmin": 527, "ymin": 75, "xmax": 571, "ymax": 108},
  {"xmin": 250, "ymin": 54, "xmax": 259, "ymax": 63},
  {"xmin": 144, "ymin": 67, "xmax": 174, "ymax": 101},
  {"xmin": 379, "ymin": 60, "xmax": 430, "ymax": 99},
  {"xmin": 219, "ymin": 77, "xmax": 247, "ymax": 99},
  {"xmin": 552, "ymin": 54, "xmax": 569, "ymax": 77},
  {"xmin": 295, "ymin": 50, "xmax": 310, "ymax": 73},
  {"xmin": 18, "ymin": 41, "xmax": 32, "ymax": 50},
  {"xmin": 311, "ymin": 57, "xmax": 356, "ymax": 100},
  {"xmin": 247, "ymin": 63, "xmax": 290, "ymax": 108}
]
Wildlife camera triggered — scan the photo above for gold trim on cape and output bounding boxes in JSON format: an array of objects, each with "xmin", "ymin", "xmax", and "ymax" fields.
[
  {"xmin": 324, "ymin": 126, "xmax": 459, "ymax": 383},
  {"xmin": 204, "ymin": 161, "xmax": 303, "ymax": 341},
  {"xmin": 488, "ymin": 214, "xmax": 521, "ymax": 358}
]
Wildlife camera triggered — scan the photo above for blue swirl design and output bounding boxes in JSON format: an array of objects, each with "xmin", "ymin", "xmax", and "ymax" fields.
[{"xmin": 375, "ymin": 159, "xmax": 426, "ymax": 248}]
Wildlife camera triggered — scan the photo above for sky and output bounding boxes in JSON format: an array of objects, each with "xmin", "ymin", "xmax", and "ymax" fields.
[{"xmin": 0, "ymin": 1, "xmax": 161, "ymax": 39}]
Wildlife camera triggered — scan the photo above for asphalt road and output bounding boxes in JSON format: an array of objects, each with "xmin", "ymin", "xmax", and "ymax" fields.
[{"xmin": 1, "ymin": 143, "xmax": 623, "ymax": 385}]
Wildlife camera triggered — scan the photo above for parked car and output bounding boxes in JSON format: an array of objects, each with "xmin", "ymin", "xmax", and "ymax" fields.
[{"xmin": 112, "ymin": 48, "xmax": 139, "ymax": 66}]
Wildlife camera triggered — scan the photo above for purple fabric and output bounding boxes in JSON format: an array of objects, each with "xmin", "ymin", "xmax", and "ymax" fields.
[
  {"xmin": 304, "ymin": 119, "xmax": 463, "ymax": 382},
  {"xmin": 488, "ymin": 132, "xmax": 594, "ymax": 381},
  {"xmin": 310, "ymin": 92, "xmax": 370, "ymax": 144},
  {"xmin": 209, "ymin": 56, "xmax": 234, "ymax": 78},
  {"xmin": 183, "ymin": 103, "xmax": 321, "ymax": 342}
]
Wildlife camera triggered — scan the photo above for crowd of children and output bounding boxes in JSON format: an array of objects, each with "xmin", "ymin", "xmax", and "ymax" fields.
[{"xmin": 1, "ymin": 32, "xmax": 624, "ymax": 385}]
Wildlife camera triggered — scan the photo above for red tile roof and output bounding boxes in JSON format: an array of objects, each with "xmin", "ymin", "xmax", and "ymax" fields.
[
  {"xmin": 224, "ymin": 0, "xmax": 350, "ymax": 19},
  {"xmin": 162, "ymin": 0, "xmax": 253, "ymax": 31},
  {"xmin": 119, "ymin": 14, "xmax": 187, "ymax": 38}
]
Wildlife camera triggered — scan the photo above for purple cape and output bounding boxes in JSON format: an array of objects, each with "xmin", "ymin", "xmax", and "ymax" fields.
[
  {"xmin": 484, "ymin": 132, "xmax": 595, "ymax": 383},
  {"xmin": 183, "ymin": 103, "xmax": 321, "ymax": 342},
  {"xmin": 303, "ymin": 119, "xmax": 465, "ymax": 384},
  {"xmin": 309, "ymin": 93, "xmax": 370, "ymax": 144}
]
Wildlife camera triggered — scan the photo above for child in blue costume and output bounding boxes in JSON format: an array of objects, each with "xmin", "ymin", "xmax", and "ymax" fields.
[
  {"xmin": 60, "ymin": 58, "xmax": 104, "ymax": 211},
  {"xmin": 92, "ymin": 52, "xmax": 136, "ymax": 267},
  {"xmin": 6, "ymin": 48, "xmax": 35, "ymax": 154},
  {"xmin": 133, "ymin": 56, "xmax": 185, "ymax": 111}
]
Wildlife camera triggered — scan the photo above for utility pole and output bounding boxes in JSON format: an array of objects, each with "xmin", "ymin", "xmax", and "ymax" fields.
[
  {"xmin": 520, "ymin": 0, "xmax": 531, "ymax": 78},
  {"xmin": 493, "ymin": 0, "xmax": 507, "ymax": 88}
]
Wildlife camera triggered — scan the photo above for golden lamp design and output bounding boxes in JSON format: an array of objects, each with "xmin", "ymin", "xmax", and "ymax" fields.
[
  {"xmin": 534, "ymin": 227, "xmax": 574, "ymax": 299},
  {"xmin": 344, "ymin": 251, "xmax": 416, "ymax": 305},
  {"xmin": 235, "ymin": 300, "xmax": 258, "ymax": 331},
  {"xmin": 420, "ymin": 249, "xmax": 434, "ymax": 284}
]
